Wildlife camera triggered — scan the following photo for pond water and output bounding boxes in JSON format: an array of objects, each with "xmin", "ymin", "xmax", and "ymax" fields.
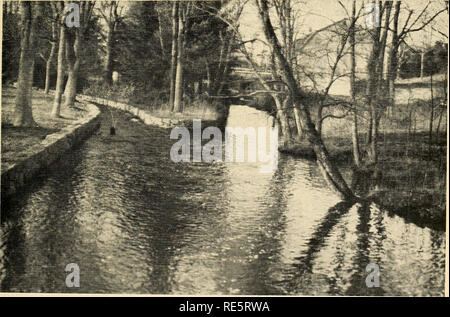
[{"xmin": 0, "ymin": 105, "xmax": 445, "ymax": 295}]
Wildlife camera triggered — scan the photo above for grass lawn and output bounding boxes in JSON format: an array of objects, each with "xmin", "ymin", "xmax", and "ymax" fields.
[{"xmin": 1, "ymin": 86, "xmax": 87, "ymax": 170}]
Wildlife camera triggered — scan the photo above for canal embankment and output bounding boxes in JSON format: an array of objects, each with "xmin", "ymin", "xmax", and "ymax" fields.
[
  {"xmin": 1, "ymin": 87, "xmax": 101, "ymax": 199},
  {"xmin": 76, "ymin": 94, "xmax": 185, "ymax": 129}
]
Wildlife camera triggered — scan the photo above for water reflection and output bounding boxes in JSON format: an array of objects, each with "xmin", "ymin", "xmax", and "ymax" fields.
[{"xmin": 0, "ymin": 106, "xmax": 445, "ymax": 296}]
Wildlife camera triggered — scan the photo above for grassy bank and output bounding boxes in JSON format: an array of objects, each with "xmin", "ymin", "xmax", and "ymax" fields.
[
  {"xmin": 1, "ymin": 86, "xmax": 87, "ymax": 170},
  {"xmin": 82, "ymin": 82, "xmax": 228, "ymax": 123}
]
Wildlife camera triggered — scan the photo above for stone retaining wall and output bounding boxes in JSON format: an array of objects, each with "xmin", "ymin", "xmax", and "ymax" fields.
[
  {"xmin": 1, "ymin": 103, "xmax": 101, "ymax": 199},
  {"xmin": 77, "ymin": 94, "xmax": 183, "ymax": 128}
]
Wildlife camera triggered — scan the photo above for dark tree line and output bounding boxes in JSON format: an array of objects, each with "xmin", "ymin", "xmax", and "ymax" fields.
[{"xmin": 2, "ymin": 1, "xmax": 240, "ymax": 123}]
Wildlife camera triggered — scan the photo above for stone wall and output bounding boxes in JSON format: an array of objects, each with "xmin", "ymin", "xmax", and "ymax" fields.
[
  {"xmin": 76, "ymin": 94, "xmax": 183, "ymax": 129},
  {"xmin": 1, "ymin": 103, "xmax": 101, "ymax": 199}
]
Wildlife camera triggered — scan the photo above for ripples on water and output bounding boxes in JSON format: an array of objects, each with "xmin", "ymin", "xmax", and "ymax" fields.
[{"xmin": 0, "ymin": 106, "xmax": 445, "ymax": 295}]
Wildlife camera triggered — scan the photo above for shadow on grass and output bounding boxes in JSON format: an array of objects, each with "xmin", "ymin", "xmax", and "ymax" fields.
[
  {"xmin": 1, "ymin": 124, "xmax": 57, "ymax": 140},
  {"xmin": 1, "ymin": 124, "xmax": 58, "ymax": 162}
]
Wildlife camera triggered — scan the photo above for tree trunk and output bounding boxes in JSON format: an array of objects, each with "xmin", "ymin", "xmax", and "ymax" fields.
[
  {"xmin": 44, "ymin": 6, "xmax": 58, "ymax": 95},
  {"xmin": 405, "ymin": 104, "xmax": 413, "ymax": 156},
  {"xmin": 13, "ymin": 1, "xmax": 39, "ymax": 127},
  {"xmin": 351, "ymin": 112, "xmax": 360, "ymax": 167},
  {"xmin": 205, "ymin": 61, "xmax": 211, "ymax": 95},
  {"xmin": 44, "ymin": 49, "xmax": 55, "ymax": 94},
  {"xmin": 428, "ymin": 73, "xmax": 434, "ymax": 152},
  {"xmin": 173, "ymin": 7, "xmax": 184, "ymax": 113},
  {"xmin": 376, "ymin": 2, "xmax": 391, "ymax": 91},
  {"xmin": 368, "ymin": 107, "xmax": 379, "ymax": 163},
  {"xmin": 157, "ymin": 8, "xmax": 165, "ymax": 54},
  {"xmin": 103, "ymin": 24, "xmax": 114, "ymax": 85},
  {"xmin": 63, "ymin": 29, "xmax": 80, "ymax": 109},
  {"xmin": 51, "ymin": 14, "xmax": 65, "ymax": 118},
  {"xmin": 44, "ymin": 28, "xmax": 57, "ymax": 94},
  {"xmin": 99, "ymin": 1, "xmax": 118, "ymax": 86},
  {"xmin": 64, "ymin": 67, "xmax": 77, "ymax": 108},
  {"xmin": 274, "ymin": 95, "xmax": 291, "ymax": 140},
  {"xmin": 386, "ymin": 1, "xmax": 401, "ymax": 111},
  {"xmin": 370, "ymin": 3, "xmax": 391, "ymax": 164},
  {"xmin": 268, "ymin": 53, "xmax": 291, "ymax": 140},
  {"xmin": 293, "ymin": 106, "xmax": 303, "ymax": 139},
  {"xmin": 217, "ymin": 35, "xmax": 234, "ymax": 95},
  {"xmin": 435, "ymin": 107, "xmax": 443, "ymax": 144},
  {"xmin": 420, "ymin": 51, "xmax": 426, "ymax": 78},
  {"xmin": 350, "ymin": 0, "xmax": 360, "ymax": 167},
  {"xmin": 256, "ymin": 0, "xmax": 355, "ymax": 200},
  {"xmin": 316, "ymin": 105, "xmax": 324, "ymax": 137},
  {"xmin": 169, "ymin": 2, "xmax": 179, "ymax": 110},
  {"xmin": 366, "ymin": 1, "xmax": 391, "ymax": 164}
]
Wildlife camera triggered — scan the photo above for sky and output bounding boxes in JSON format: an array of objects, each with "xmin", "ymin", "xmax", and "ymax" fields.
[{"xmin": 238, "ymin": 0, "xmax": 448, "ymax": 51}]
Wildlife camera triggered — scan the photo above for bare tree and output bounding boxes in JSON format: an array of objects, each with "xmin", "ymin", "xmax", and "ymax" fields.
[
  {"xmin": 13, "ymin": 1, "xmax": 42, "ymax": 127},
  {"xmin": 349, "ymin": 0, "xmax": 361, "ymax": 167},
  {"xmin": 255, "ymin": 0, "xmax": 355, "ymax": 200},
  {"xmin": 40, "ymin": 2, "xmax": 59, "ymax": 95},
  {"xmin": 364, "ymin": 1, "xmax": 392, "ymax": 164},
  {"xmin": 173, "ymin": 2, "xmax": 191, "ymax": 112},
  {"xmin": 63, "ymin": 1, "xmax": 95, "ymax": 109},
  {"xmin": 386, "ymin": 1, "xmax": 447, "ymax": 108},
  {"xmin": 51, "ymin": 1, "xmax": 65, "ymax": 118},
  {"xmin": 270, "ymin": 0, "xmax": 297, "ymax": 140}
]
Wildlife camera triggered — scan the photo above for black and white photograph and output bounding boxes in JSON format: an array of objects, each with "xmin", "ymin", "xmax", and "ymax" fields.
[{"xmin": 0, "ymin": 0, "xmax": 448, "ymax": 298}]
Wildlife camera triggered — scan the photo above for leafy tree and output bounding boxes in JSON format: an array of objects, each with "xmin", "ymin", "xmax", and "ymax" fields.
[
  {"xmin": 13, "ymin": 1, "xmax": 43, "ymax": 127},
  {"xmin": 113, "ymin": 1, "xmax": 163, "ymax": 103},
  {"xmin": 97, "ymin": 1, "xmax": 123, "ymax": 85},
  {"xmin": 63, "ymin": 1, "xmax": 96, "ymax": 109}
]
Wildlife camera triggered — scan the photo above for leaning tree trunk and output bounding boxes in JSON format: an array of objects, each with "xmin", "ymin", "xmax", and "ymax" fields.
[
  {"xmin": 173, "ymin": 8, "xmax": 184, "ymax": 113},
  {"xmin": 256, "ymin": 0, "xmax": 355, "ymax": 200},
  {"xmin": 169, "ymin": 2, "xmax": 179, "ymax": 110},
  {"xmin": 14, "ymin": 1, "xmax": 39, "ymax": 127},
  {"xmin": 51, "ymin": 17, "xmax": 65, "ymax": 118}
]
